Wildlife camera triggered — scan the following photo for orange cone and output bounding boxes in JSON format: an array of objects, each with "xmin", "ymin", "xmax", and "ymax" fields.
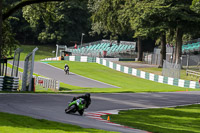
[
  {"xmin": 107, "ymin": 116, "xmax": 110, "ymax": 121},
  {"xmin": 186, "ymin": 89, "xmax": 188, "ymax": 91}
]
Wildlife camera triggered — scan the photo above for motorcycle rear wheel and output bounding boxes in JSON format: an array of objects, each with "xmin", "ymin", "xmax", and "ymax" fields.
[
  {"xmin": 65, "ymin": 70, "xmax": 69, "ymax": 75},
  {"xmin": 78, "ymin": 109, "xmax": 84, "ymax": 116}
]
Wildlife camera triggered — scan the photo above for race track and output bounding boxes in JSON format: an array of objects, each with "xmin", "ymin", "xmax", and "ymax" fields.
[
  {"xmin": 3, "ymin": 61, "xmax": 200, "ymax": 132},
  {"xmin": 18, "ymin": 61, "xmax": 119, "ymax": 88},
  {"xmin": 0, "ymin": 92, "xmax": 200, "ymax": 132}
]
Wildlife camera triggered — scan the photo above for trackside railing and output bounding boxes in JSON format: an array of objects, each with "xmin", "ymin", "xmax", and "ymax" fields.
[
  {"xmin": 6, "ymin": 67, "xmax": 59, "ymax": 91},
  {"xmin": 186, "ymin": 70, "xmax": 200, "ymax": 79},
  {"xmin": 33, "ymin": 75, "xmax": 59, "ymax": 90}
]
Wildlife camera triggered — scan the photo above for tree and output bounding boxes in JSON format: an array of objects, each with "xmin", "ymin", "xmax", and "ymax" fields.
[
  {"xmin": 0, "ymin": 0, "xmax": 2, "ymax": 58},
  {"xmin": 166, "ymin": 0, "xmax": 200, "ymax": 64},
  {"xmin": 127, "ymin": 0, "xmax": 200, "ymax": 64},
  {"xmin": 90, "ymin": 0, "xmax": 133, "ymax": 41},
  {"xmin": 3, "ymin": 0, "xmax": 64, "ymax": 21},
  {"xmin": 0, "ymin": 0, "xmax": 64, "ymax": 58},
  {"xmin": 22, "ymin": 0, "xmax": 90, "ymax": 45},
  {"xmin": 126, "ymin": 0, "xmax": 170, "ymax": 65},
  {"xmin": 191, "ymin": 0, "xmax": 200, "ymax": 12}
]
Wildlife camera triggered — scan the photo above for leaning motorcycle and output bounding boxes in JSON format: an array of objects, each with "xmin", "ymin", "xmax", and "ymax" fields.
[
  {"xmin": 65, "ymin": 98, "xmax": 86, "ymax": 115},
  {"xmin": 64, "ymin": 67, "xmax": 69, "ymax": 75}
]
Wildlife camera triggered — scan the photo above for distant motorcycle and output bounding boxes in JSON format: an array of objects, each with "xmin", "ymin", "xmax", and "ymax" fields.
[
  {"xmin": 65, "ymin": 98, "xmax": 86, "ymax": 116},
  {"xmin": 64, "ymin": 67, "xmax": 69, "ymax": 75}
]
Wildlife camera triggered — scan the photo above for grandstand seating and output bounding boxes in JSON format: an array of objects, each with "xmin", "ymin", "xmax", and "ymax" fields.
[
  {"xmin": 67, "ymin": 41, "xmax": 199, "ymax": 57},
  {"xmin": 67, "ymin": 41, "xmax": 136, "ymax": 57},
  {"xmin": 182, "ymin": 42, "xmax": 200, "ymax": 54}
]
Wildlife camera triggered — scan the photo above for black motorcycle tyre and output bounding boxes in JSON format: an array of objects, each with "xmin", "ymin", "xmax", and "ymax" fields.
[
  {"xmin": 65, "ymin": 70, "xmax": 69, "ymax": 75},
  {"xmin": 78, "ymin": 109, "xmax": 84, "ymax": 116}
]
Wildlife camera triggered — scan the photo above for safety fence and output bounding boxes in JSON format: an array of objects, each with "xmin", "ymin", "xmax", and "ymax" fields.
[
  {"xmin": 6, "ymin": 67, "xmax": 59, "ymax": 91},
  {"xmin": 53, "ymin": 55, "xmax": 200, "ymax": 89},
  {"xmin": 33, "ymin": 76, "xmax": 60, "ymax": 90},
  {"xmin": 186, "ymin": 70, "xmax": 200, "ymax": 79},
  {"xmin": 162, "ymin": 60, "xmax": 181, "ymax": 79},
  {"xmin": 142, "ymin": 47, "xmax": 173, "ymax": 66}
]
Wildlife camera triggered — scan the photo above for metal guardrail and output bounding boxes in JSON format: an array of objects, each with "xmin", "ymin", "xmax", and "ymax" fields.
[{"xmin": 186, "ymin": 70, "xmax": 200, "ymax": 79}]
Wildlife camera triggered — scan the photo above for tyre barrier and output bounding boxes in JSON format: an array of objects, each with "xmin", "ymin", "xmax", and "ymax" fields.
[
  {"xmin": 0, "ymin": 76, "xmax": 19, "ymax": 91},
  {"xmin": 0, "ymin": 76, "xmax": 4, "ymax": 91}
]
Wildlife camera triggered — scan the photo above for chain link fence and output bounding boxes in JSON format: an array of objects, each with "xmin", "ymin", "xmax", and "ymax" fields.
[
  {"xmin": 162, "ymin": 60, "xmax": 181, "ymax": 79},
  {"xmin": 143, "ymin": 47, "xmax": 174, "ymax": 66},
  {"xmin": 182, "ymin": 54, "xmax": 200, "ymax": 70}
]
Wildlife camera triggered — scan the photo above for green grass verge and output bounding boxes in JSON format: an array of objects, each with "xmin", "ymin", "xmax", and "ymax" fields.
[
  {"xmin": 15, "ymin": 45, "xmax": 199, "ymax": 82},
  {"xmin": 7, "ymin": 61, "xmax": 85, "ymax": 93},
  {"xmin": 47, "ymin": 61, "xmax": 198, "ymax": 93},
  {"xmin": 11, "ymin": 45, "xmax": 199, "ymax": 93},
  {"xmin": 137, "ymin": 67, "xmax": 199, "ymax": 81},
  {"xmin": 17, "ymin": 45, "xmax": 56, "ymax": 61},
  {"xmin": 7, "ymin": 63, "xmax": 54, "ymax": 92},
  {"xmin": 0, "ymin": 112, "xmax": 114, "ymax": 133},
  {"xmin": 101, "ymin": 104, "xmax": 200, "ymax": 133}
]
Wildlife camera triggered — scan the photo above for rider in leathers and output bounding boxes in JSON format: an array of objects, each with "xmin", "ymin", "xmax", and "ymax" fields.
[{"xmin": 72, "ymin": 93, "xmax": 91, "ymax": 109}]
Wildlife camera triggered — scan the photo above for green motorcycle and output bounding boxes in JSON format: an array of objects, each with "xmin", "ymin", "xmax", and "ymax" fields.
[{"xmin": 65, "ymin": 98, "xmax": 86, "ymax": 115}]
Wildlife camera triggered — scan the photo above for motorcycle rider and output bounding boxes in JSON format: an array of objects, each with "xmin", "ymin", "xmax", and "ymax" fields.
[
  {"xmin": 64, "ymin": 64, "xmax": 69, "ymax": 74},
  {"xmin": 72, "ymin": 93, "xmax": 91, "ymax": 109}
]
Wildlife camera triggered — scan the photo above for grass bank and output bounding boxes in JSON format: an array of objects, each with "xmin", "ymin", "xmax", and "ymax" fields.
[
  {"xmin": 0, "ymin": 112, "xmax": 114, "ymax": 133},
  {"xmin": 101, "ymin": 104, "xmax": 200, "ymax": 133},
  {"xmin": 16, "ymin": 45, "xmax": 199, "ymax": 82},
  {"xmin": 17, "ymin": 45, "xmax": 55, "ymax": 61},
  {"xmin": 13, "ymin": 45, "xmax": 199, "ymax": 93},
  {"xmin": 137, "ymin": 67, "xmax": 199, "ymax": 81},
  {"xmin": 47, "ymin": 61, "xmax": 198, "ymax": 93}
]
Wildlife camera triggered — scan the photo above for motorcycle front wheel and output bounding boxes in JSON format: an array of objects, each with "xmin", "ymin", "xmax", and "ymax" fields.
[{"xmin": 65, "ymin": 105, "xmax": 76, "ymax": 114}]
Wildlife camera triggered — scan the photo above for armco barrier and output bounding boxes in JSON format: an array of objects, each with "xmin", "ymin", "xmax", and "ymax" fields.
[{"xmin": 42, "ymin": 56, "xmax": 199, "ymax": 89}]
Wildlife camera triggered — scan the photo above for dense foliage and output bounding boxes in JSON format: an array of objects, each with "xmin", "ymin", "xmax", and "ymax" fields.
[
  {"xmin": 22, "ymin": 0, "xmax": 90, "ymax": 45},
  {"xmin": 1, "ymin": 0, "xmax": 200, "ymax": 63},
  {"xmin": 90, "ymin": 0, "xmax": 200, "ymax": 64}
]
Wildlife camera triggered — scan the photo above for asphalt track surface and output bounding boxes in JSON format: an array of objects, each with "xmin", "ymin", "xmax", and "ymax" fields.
[
  {"xmin": 0, "ymin": 92, "xmax": 200, "ymax": 133},
  {"xmin": 18, "ymin": 61, "xmax": 118, "ymax": 88},
  {"xmin": 4, "ymin": 61, "xmax": 200, "ymax": 132}
]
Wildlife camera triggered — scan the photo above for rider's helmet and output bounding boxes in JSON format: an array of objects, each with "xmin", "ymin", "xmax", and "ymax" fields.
[{"xmin": 85, "ymin": 93, "xmax": 90, "ymax": 98}]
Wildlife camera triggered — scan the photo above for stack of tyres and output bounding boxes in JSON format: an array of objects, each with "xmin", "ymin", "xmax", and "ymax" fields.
[
  {"xmin": 3, "ymin": 76, "xmax": 19, "ymax": 91},
  {"xmin": 0, "ymin": 76, "xmax": 4, "ymax": 91}
]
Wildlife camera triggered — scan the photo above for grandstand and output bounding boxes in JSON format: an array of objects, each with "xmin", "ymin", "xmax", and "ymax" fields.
[
  {"xmin": 66, "ymin": 40, "xmax": 136, "ymax": 57},
  {"xmin": 182, "ymin": 42, "xmax": 200, "ymax": 54}
]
